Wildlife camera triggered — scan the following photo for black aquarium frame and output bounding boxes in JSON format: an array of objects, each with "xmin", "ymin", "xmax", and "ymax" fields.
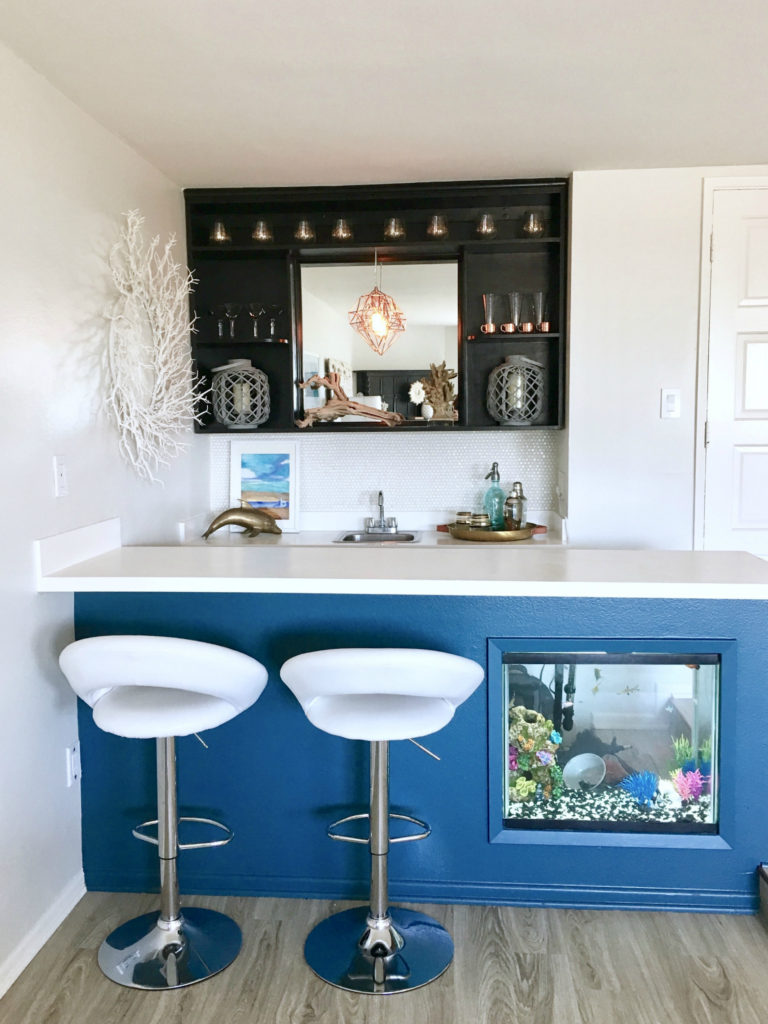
[{"xmin": 499, "ymin": 647, "xmax": 721, "ymax": 836}]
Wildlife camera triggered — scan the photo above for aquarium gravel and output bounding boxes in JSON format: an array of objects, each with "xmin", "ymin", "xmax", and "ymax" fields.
[{"xmin": 507, "ymin": 785, "xmax": 712, "ymax": 824}]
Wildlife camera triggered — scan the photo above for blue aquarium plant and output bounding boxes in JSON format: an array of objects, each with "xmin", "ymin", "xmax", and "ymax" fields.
[{"xmin": 619, "ymin": 771, "xmax": 659, "ymax": 808}]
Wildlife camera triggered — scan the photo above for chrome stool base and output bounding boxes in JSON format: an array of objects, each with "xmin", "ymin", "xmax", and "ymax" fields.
[
  {"xmin": 98, "ymin": 907, "xmax": 242, "ymax": 990},
  {"xmin": 304, "ymin": 906, "xmax": 453, "ymax": 995}
]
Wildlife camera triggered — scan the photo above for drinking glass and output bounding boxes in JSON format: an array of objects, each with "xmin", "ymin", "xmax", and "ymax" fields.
[
  {"xmin": 532, "ymin": 290, "xmax": 550, "ymax": 331},
  {"xmin": 263, "ymin": 305, "xmax": 284, "ymax": 341},
  {"xmin": 223, "ymin": 303, "xmax": 242, "ymax": 339},
  {"xmin": 519, "ymin": 294, "xmax": 534, "ymax": 333},
  {"xmin": 476, "ymin": 213, "xmax": 496, "ymax": 237},
  {"xmin": 481, "ymin": 293, "xmax": 499, "ymax": 334},
  {"xmin": 521, "ymin": 211, "xmax": 544, "ymax": 238},
  {"xmin": 426, "ymin": 215, "xmax": 448, "ymax": 239},
  {"xmin": 501, "ymin": 292, "xmax": 522, "ymax": 333},
  {"xmin": 209, "ymin": 305, "xmax": 228, "ymax": 339},
  {"xmin": 247, "ymin": 303, "xmax": 264, "ymax": 338}
]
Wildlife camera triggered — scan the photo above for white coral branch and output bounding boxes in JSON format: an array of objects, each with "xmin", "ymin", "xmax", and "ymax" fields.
[{"xmin": 105, "ymin": 210, "xmax": 206, "ymax": 482}]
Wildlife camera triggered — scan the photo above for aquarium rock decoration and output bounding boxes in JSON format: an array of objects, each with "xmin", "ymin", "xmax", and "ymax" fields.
[
  {"xmin": 507, "ymin": 785, "xmax": 711, "ymax": 825},
  {"xmin": 619, "ymin": 771, "xmax": 659, "ymax": 808},
  {"xmin": 508, "ymin": 706, "xmax": 563, "ymax": 802},
  {"xmin": 506, "ymin": 713, "xmax": 713, "ymax": 827}
]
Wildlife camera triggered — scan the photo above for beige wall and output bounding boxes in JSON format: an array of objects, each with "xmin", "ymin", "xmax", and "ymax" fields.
[
  {"xmin": 566, "ymin": 165, "xmax": 768, "ymax": 548},
  {"xmin": 0, "ymin": 41, "xmax": 206, "ymax": 993}
]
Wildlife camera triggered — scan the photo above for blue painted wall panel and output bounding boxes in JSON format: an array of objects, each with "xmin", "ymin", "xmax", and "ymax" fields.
[{"xmin": 73, "ymin": 593, "xmax": 767, "ymax": 912}]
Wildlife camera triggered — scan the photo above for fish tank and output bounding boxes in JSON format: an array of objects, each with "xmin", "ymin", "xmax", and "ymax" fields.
[{"xmin": 502, "ymin": 651, "xmax": 719, "ymax": 833}]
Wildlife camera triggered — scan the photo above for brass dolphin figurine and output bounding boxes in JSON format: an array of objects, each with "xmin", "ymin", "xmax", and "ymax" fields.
[{"xmin": 203, "ymin": 500, "xmax": 283, "ymax": 539}]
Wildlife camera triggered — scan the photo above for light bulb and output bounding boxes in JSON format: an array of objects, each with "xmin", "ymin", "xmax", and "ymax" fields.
[{"xmin": 370, "ymin": 310, "xmax": 388, "ymax": 337}]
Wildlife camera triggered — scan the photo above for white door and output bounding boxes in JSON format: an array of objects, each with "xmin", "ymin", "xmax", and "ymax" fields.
[{"xmin": 703, "ymin": 187, "xmax": 768, "ymax": 556}]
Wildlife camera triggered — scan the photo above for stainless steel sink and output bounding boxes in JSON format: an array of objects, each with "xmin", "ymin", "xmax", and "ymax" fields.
[{"xmin": 334, "ymin": 531, "xmax": 420, "ymax": 543}]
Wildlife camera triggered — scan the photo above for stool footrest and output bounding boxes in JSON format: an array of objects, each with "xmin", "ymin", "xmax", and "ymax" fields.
[
  {"xmin": 327, "ymin": 812, "xmax": 431, "ymax": 845},
  {"xmin": 132, "ymin": 816, "xmax": 234, "ymax": 850}
]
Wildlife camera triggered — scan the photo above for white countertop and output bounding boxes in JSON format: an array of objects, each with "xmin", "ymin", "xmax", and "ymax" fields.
[{"xmin": 34, "ymin": 522, "xmax": 768, "ymax": 599}]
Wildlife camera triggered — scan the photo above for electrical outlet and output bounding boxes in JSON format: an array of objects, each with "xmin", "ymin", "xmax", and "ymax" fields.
[
  {"xmin": 65, "ymin": 743, "xmax": 81, "ymax": 787},
  {"xmin": 53, "ymin": 455, "xmax": 69, "ymax": 498}
]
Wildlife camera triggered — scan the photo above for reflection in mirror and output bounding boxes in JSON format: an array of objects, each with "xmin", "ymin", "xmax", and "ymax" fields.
[{"xmin": 300, "ymin": 262, "xmax": 458, "ymax": 421}]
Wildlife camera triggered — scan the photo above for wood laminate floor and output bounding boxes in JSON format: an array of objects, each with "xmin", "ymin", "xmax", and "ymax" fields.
[{"xmin": 3, "ymin": 892, "xmax": 768, "ymax": 1023}]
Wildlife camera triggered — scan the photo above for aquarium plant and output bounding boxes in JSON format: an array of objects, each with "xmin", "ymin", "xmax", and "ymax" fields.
[
  {"xmin": 508, "ymin": 705, "xmax": 562, "ymax": 802},
  {"xmin": 670, "ymin": 733, "xmax": 712, "ymax": 784},
  {"xmin": 671, "ymin": 735, "xmax": 694, "ymax": 768},
  {"xmin": 619, "ymin": 771, "xmax": 659, "ymax": 808},
  {"xmin": 671, "ymin": 768, "xmax": 706, "ymax": 802}
]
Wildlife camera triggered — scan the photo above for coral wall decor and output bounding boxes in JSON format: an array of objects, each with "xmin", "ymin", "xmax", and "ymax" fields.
[{"xmin": 106, "ymin": 210, "xmax": 204, "ymax": 482}]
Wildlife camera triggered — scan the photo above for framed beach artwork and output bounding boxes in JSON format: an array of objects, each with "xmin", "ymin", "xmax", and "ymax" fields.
[
  {"xmin": 229, "ymin": 440, "xmax": 299, "ymax": 532},
  {"xmin": 302, "ymin": 351, "xmax": 325, "ymax": 410}
]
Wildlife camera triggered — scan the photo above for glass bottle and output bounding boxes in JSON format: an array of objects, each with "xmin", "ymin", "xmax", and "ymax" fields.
[{"xmin": 483, "ymin": 462, "xmax": 505, "ymax": 530}]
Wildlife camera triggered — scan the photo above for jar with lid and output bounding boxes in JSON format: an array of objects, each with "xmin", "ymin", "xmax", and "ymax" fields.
[{"xmin": 504, "ymin": 481, "xmax": 527, "ymax": 529}]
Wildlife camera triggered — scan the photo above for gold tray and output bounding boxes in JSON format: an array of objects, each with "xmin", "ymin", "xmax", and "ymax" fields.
[{"xmin": 448, "ymin": 522, "xmax": 535, "ymax": 542}]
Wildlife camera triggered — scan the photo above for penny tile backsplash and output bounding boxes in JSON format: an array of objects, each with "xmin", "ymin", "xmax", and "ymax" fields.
[{"xmin": 209, "ymin": 431, "xmax": 564, "ymax": 530}]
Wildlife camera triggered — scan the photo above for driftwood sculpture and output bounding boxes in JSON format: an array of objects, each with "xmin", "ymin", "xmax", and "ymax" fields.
[{"xmin": 296, "ymin": 373, "xmax": 405, "ymax": 428}]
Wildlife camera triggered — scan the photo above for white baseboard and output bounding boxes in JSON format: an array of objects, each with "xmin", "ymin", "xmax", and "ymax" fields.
[{"xmin": 0, "ymin": 872, "xmax": 86, "ymax": 999}]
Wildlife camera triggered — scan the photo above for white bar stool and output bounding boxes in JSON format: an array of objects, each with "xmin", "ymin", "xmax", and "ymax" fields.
[
  {"xmin": 280, "ymin": 647, "xmax": 483, "ymax": 995},
  {"xmin": 59, "ymin": 634, "xmax": 268, "ymax": 990}
]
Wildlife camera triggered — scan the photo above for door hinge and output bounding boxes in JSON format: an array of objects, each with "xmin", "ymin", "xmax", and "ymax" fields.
[
  {"xmin": 704, "ymin": 420, "xmax": 710, "ymax": 447},
  {"xmin": 709, "ymin": 232, "xmax": 714, "ymax": 263}
]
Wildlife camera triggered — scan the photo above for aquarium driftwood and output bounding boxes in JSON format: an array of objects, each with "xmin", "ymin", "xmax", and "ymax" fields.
[{"xmin": 296, "ymin": 373, "xmax": 404, "ymax": 427}]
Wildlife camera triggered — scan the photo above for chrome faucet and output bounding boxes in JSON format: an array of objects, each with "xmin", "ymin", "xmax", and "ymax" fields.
[{"xmin": 365, "ymin": 491, "xmax": 398, "ymax": 534}]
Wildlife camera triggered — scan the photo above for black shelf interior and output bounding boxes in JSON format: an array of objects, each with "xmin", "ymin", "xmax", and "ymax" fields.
[{"xmin": 184, "ymin": 178, "xmax": 568, "ymax": 433}]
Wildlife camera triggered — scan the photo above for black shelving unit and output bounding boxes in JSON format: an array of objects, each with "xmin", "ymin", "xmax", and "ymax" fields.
[{"xmin": 184, "ymin": 179, "xmax": 568, "ymax": 432}]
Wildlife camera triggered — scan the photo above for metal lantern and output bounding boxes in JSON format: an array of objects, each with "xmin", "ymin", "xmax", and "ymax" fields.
[
  {"xmin": 211, "ymin": 359, "xmax": 270, "ymax": 429},
  {"xmin": 486, "ymin": 355, "xmax": 545, "ymax": 425}
]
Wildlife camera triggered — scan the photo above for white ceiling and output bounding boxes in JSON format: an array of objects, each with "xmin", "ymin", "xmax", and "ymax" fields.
[{"xmin": 3, "ymin": 0, "xmax": 767, "ymax": 188}]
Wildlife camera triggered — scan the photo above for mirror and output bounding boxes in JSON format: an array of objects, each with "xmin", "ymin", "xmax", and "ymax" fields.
[{"xmin": 300, "ymin": 261, "xmax": 458, "ymax": 423}]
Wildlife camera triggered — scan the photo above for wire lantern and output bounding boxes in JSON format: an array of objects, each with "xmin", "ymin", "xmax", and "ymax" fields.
[
  {"xmin": 486, "ymin": 355, "xmax": 545, "ymax": 425},
  {"xmin": 348, "ymin": 253, "xmax": 407, "ymax": 356},
  {"xmin": 211, "ymin": 361, "xmax": 270, "ymax": 429}
]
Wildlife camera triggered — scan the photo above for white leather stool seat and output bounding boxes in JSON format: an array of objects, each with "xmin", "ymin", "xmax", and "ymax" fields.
[
  {"xmin": 92, "ymin": 686, "xmax": 239, "ymax": 739},
  {"xmin": 305, "ymin": 693, "xmax": 455, "ymax": 741},
  {"xmin": 280, "ymin": 647, "xmax": 484, "ymax": 741},
  {"xmin": 60, "ymin": 634, "xmax": 268, "ymax": 739}
]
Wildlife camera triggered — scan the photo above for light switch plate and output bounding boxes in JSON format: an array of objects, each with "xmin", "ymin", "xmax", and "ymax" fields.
[{"xmin": 660, "ymin": 388, "xmax": 681, "ymax": 419}]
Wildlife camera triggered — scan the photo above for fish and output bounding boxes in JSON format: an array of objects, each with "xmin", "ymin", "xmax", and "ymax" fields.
[
  {"xmin": 203, "ymin": 501, "xmax": 282, "ymax": 539},
  {"xmin": 619, "ymin": 684, "xmax": 640, "ymax": 695}
]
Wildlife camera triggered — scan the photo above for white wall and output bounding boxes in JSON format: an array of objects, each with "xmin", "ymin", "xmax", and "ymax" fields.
[
  {"xmin": 300, "ymin": 290, "xmax": 354, "ymax": 375},
  {"xmin": 567, "ymin": 165, "xmax": 768, "ymax": 548},
  {"xmin": 351, "ymin": 324, "xmax": 456, "ymax": 373},
  {"xmin": 0, "ymin": 42, "xmax": 206, "ymax": 994}
]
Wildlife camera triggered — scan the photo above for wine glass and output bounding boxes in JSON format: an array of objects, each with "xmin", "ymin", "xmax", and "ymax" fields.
[
  {"xmin": 263, "ymin": 305, "xmax": 284, "ymax": 341},
  {"xmin": 247, "ymin": 303, "xmax": 264, "ymax": 338},
  {"xmin": 209, "ymin": 305, "xmax": 228, "ymax": 339},
  {"xmin": 223, "ymin": 303, "xmax": 242, "ymax": 339}
]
